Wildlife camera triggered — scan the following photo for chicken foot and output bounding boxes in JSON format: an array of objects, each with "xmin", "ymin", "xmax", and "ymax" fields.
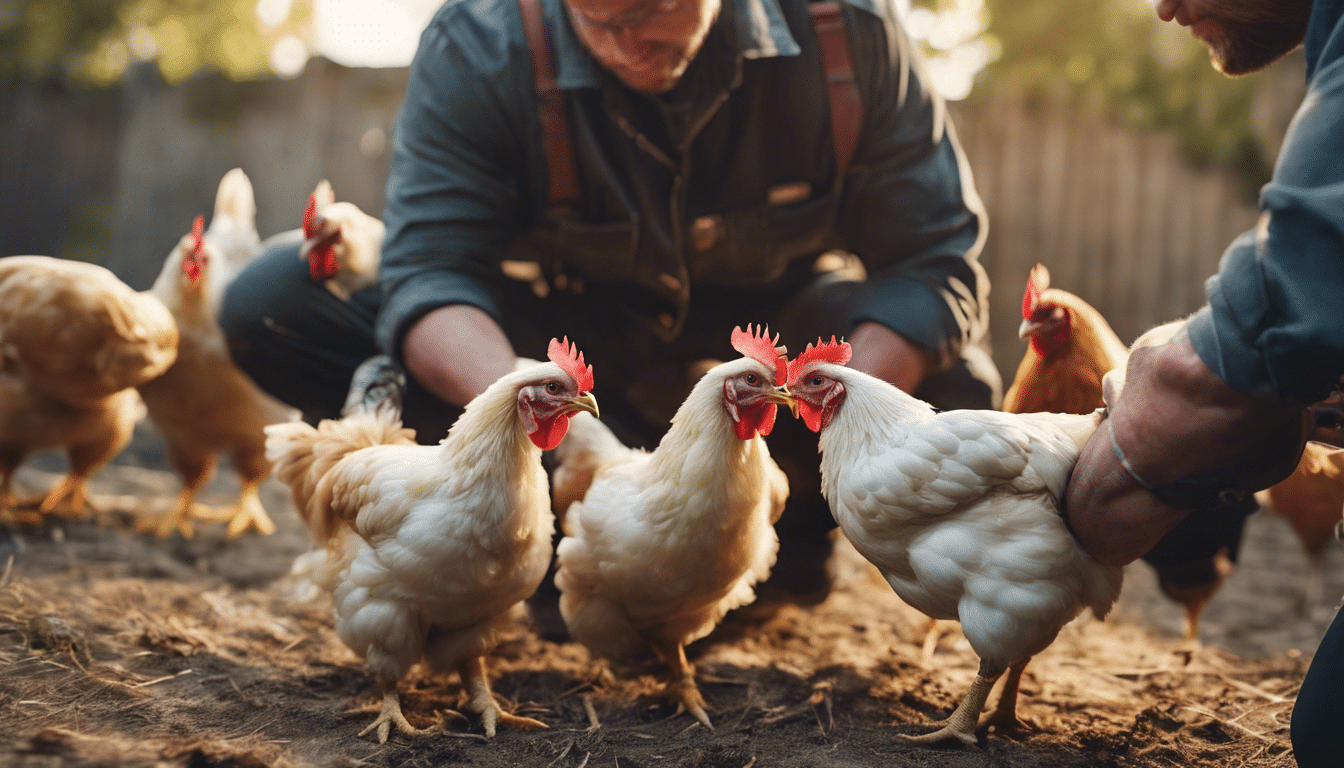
[
  {"xmin": 458, "ymin": 656, "xmax": 548, "ymax": 737},
  {"xmin": 0, "ymin": 466, "xmax": 42, "ymax": 526},
  {"xmin": 145, "ymin": 480, "xmax": 213, "ymax": 539},
  {"xmin": 893, "ymin": 658, "xmax": 1004, "ymax": 746},
  {"xmin": 650, "ymin": 637, "xmax": 713, "ymax": 729},
  {"xmin": 358, "ymin": 680, "xmax": 423, "ymax": 744},
  {"xmin": 222, "ymin": 481, "xmax": 277, "ymax": 538},
  {"xmin": 977, "ymin": 658, "xmax": 1032, "ymax": 734},
  {"xmin": 36, "ymin": 472, "xmax": 92, "ymax": 519}
]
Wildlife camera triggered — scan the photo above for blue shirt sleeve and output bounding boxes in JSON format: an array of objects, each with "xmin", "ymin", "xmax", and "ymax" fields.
[
  {"xmin": 376, "ymin": 10, "xmax": 535, "ymax": 360},
  {"xmin": 836, "ymin": 0, "xmax": 989, "ymax": 367},
  {"xmin": 1188, "ymin": 54, "xmax": 1344, "ymax": 402}
]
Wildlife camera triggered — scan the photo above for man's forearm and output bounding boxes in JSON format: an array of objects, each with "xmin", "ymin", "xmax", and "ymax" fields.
[
  {"xmin": 846, "ymin": 321, "xmax": 934, "ymax": 395},
  {"xmin": 402, "ymin": 304, "xmax": 517, "ymax": 407}
]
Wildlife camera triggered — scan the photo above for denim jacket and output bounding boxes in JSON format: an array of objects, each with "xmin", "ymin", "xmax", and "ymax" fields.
[
  {"xmin": 377, "ymin": 0, "xmax": 988, "ymax": 361},
  {"xmin": 1188, "ymin": 0, "xmax": 1344, "ymax": 401}
]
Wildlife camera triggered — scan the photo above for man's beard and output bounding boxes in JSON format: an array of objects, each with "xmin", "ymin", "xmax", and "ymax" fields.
[{"xmin": 1204, "ymin": 0, "xmax": 1313, "ymax": 75}]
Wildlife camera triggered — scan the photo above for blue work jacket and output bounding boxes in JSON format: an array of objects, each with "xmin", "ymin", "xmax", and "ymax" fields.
[
  {"xmin": 377, "ymin": 0, "xmax": 988, "ymax": 361},
  {"xmin": 1188, "ymin": 0, "xmax": 1344, "ymax": 402}
]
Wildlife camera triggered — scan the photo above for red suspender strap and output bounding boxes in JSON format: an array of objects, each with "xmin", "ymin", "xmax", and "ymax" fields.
[
  {"xmin": 524, "ymin": 0, "xmax": 861, "ymax": 207},
  {"xmin": 810, "ymin": 1, "xmax": 862, "ymax": 180},
  {"xmin": 520, "ymin": 0, "xmax": 581, "ymax": 206}
]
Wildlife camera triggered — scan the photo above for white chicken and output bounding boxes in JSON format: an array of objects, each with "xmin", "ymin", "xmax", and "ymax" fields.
[
  {"xmin": 138, "ymin": 169, "xmax": 300, "ymax": 538},
  {"xmin": 265, "ymin": 340, "xmax": 598, "ymax": 742},
  {"xmin": 553, "ymin": 325, "xmax": 791, "ymax": 728},
  {"xmin": 300, "ymin": 180, "xmax": 383, "ymax": 300},
  {"xmin": 786, "ymin": 338, "xmax": 1123, "ymax": 745}
]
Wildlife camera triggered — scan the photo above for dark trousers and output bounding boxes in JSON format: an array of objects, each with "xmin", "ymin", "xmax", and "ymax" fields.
[
  {"xmin": 1293, "ymin": 606, "xmax": 1344, "ymax": 768},
  {"xmin": 219, "ymin": 243, "xmax": 999, "ymax": 581}
]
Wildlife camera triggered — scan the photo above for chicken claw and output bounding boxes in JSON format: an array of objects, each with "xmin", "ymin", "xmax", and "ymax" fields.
[
  {"xmin": 664, "ymin": 675, "xmax": 713, "ymax": 730},
  {"xmin": 650, "ymin": 637, "xmax": 713, "ymax": 729},
  {"xmin": 459, "ymin": 657, "xmax": 548, "ymax": 738},
  {"xmin": 976, "ymin": 660, "xmax": 1031, "ymax": 736},
  {"xmin": 892, "ymin": 664, "xmax": 1000, "ymax": 747},
  {"xmin": 222, "ymin": 484, "xmax": 277, "ymax": 538},
  {"xmin": 358, "ymin": 691, "xmax": 424, "ymax": 743}
]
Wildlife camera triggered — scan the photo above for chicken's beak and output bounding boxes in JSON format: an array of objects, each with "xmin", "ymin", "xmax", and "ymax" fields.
[
  {"xmin": 566, "ymin": 392, "xmax": 600, "ymax": 418},
  {"xmin": 1018, "ymin": 318, "xmax": 1039, "ymax": 339},
  {"xmin": 765, "ymin": 387, "xmax": 799, "ymax": 419}
]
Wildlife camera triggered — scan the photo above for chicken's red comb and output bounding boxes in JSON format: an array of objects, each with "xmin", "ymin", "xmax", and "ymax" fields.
[
  {"xmin": 730, "ymin": 325, "xmax": 787, "ymax": 386},
  {"xmin": 547, "ymin": 337, "xmax": 594, "ymax": 393},
  {"xmin": 787, "ymin": 337, "xmax": 852, "ymax": 386},
  {"xmin": 190, "ymin": 214, "xmax": 205, "ymax": 258},
  {"xmin": 1023, "ymin": 263, "xmax": 1050, "ymax": 319},
  {"xmin": 302, "ymin": 192, "xmax": 319, "ymax": 238}
]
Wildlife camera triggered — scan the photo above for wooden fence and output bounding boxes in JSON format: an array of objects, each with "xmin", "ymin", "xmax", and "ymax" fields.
[{"xmin": 0, "ymin": 58, "xmax": 1303, "ymax": 384}]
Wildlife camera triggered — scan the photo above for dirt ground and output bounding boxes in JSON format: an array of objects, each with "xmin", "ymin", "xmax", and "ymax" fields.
[{"xmin": 1, "ymin": 426, "xmax": 1337, "ymax": 768}]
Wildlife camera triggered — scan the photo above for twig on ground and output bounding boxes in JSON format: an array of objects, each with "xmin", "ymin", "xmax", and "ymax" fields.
[
  {"xmin": 582, "ymin": 693, "xmax": 601, "ymax": 732},
  {"xmin": 809, "ymin": 680, "xmax": 834, "ymax": 736},
  {"xmin": 1179, "ymin": 705, "xmax": 1276, "ymax": 743},
  {"xmin": 1218, "ymin": 675, "xmax": 1288, "ymax": 703},
  {"xmin": 544, "ymin": 739, "xmax": 574, "ymax": 768},
  {"xmin": 0, "ymin": 555, "xmax": 14, "ymax": 590},
  {"xmin": 134, "ymin": 668, "xmax": 194, "ymax": 688}
]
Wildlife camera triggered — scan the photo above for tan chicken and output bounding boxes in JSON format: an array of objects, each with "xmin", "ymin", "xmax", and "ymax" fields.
[
  {"xmin": 1002, "ymin": 263, "xmax": 1128, "ymax": 416},
  {"xmin": 788, "ymin": 338, "xmax": 1122, "ymax": 746},
  {"xmin": 553, "ymin": 326, "xmax": 792, "ymax": 728},
  {"xmin": 301, "ymin": 180, "xmax": 383, "ymax": 300},
  {"xmin": 138, "ymin": 169, "xmax": 299, "ymax": 539},
  {"xmin": 0, "ymin": 255, "xmax": 178, "ymax": 522},
  {"xmin": 1256, "ymin": 440, "xmax": 1344, "ymax": 606},
  {"xmin": 266, "ymin": 340, "xmax": 598, "ymax": 742}
]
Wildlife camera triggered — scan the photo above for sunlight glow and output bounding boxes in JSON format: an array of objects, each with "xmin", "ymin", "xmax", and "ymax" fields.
[
  {"xmin": 272, "ymin": 34, "xmax": 309, "ymax": 78},
  {"xmin": 256, "ymin": 0, "xmax": 296, "ymax": 29},
  {"xmin": 313, "ymin": 0, "xmax": 440, "ymax": 68},
  {"xmin": 305, "ymin": 0, "xmax": 994, "ymax": 99}
]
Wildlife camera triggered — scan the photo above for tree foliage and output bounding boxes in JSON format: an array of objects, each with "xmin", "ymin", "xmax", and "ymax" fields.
[
  {"xmin": 0, "ymin": 0, "xmax": 308, "ymax": 86},
  {"xmin": 974, "ymin": 0, "xmax": 1279, "ymax": 181}
]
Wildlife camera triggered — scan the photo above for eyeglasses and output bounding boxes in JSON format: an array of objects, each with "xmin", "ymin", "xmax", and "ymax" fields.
[{"xmin": 568, "ymin": 0, "xmax": 682, "ymax": 35}]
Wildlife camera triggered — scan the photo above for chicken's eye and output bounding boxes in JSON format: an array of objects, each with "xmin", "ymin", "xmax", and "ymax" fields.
[
  {"xmin": 744, "ymin": 373, "xmax": 759, "ymax": 386},
  {"xmin": 546, "ymin": 381, "xmax": 561, "ymax": 394},
  {"xmin": 811, "ymin": 375, "xmax": 824, "ymax": 386}
]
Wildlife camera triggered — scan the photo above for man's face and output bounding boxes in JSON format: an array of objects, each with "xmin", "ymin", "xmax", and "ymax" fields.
[
  {"xmin": 566, "ymin": 0, "xmax": 721, "ymax": 94},
  {"xmin": 1155, "ymin": 0, "xmax": 1313, "ymax": 75}
]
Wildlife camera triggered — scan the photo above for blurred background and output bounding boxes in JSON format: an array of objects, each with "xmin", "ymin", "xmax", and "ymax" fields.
[{"xmin": 0, "ymin": 0, "xmax": 1305, "ymax": 383}]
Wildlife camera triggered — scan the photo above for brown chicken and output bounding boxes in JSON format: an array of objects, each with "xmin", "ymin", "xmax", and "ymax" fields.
[
  {"xmin": 1006, "ymin": 268, "xmax": 1240, "ymax": 643},
  {"xmin": 1256, "ymin": 441, "xmax": 1344, "ymax": 607},
  {"xmin": 1002, "ymin": 263, "xmax": 1128, "ymax": 416},
  {"xmin": 0, "ymin": 255, "xmax": 179, "ymax": 523},
  {"xmin": 138, "ymin": 170, "xmax": 299, "ymax": 539}
]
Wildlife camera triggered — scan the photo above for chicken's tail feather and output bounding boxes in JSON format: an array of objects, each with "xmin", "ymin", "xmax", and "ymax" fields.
[{"xmin": 266, "ymin": 356, "xmax": 416, "ymax": 542}]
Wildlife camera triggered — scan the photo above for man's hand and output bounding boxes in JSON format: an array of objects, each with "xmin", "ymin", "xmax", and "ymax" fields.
[
  {"xmin": 402, "ymin": 305, "xmax": 517, "ymax": 407},
  {"xmin": 847, "ymin": 321, "xmax": 934, "ymax": 395},
  {"xmin": 1066, "ymin": 327, "xmax": 1308, "ymax": 567}
]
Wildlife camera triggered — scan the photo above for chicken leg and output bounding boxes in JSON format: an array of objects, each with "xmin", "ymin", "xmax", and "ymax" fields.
[
  {"xmin": 222, "ymin": 480, "xmax": 277, "ymax": 538},
  {"xmin": 977, "ymin": 658, "xmax": 1032, "ymax": 734},
  {"xmin": 0, "ymin": 458, "xmax": 41, "ymax": 526},
  {"xmin": 893, "ymin": 658, "xmax": 1004, "ymax": 746},
  {"xmin": 358, "ymin": 677, "xmax": 423, "ymax": 743},
  {"xmin": 144, "ymin": 453, "xmax": 214, "ymax": 539},
  {"xmin": 650, "ymin": 636, "xmax": 713, "ymax": 729},
  {"xmin": 458, "ymin": 656, "xmax": 548, "ymax": 737}
]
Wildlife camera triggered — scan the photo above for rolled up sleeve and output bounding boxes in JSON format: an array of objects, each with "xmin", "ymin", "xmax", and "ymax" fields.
[
  {"xmin": 836, "ymin": 3, "xmax": 988, "ymax": 366},
  {"xmin": 1188, "ymin": 58, "xmax": 1344, "ymax": 402},
  {"xmin": 377, "ymin": 14, "xmax": 536, "ymax": 360}
]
